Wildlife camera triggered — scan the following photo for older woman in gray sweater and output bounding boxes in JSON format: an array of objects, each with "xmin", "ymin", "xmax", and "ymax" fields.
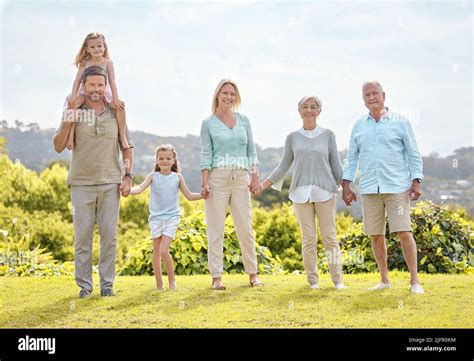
[{"xmin": 260, "ymin": 95, "xmax": 345, "ymax": 290}]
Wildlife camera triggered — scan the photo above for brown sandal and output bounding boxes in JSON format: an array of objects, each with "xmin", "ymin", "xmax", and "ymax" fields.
[{"xmin": 211, "ymin": 282, "xmax": 226, "ymax": 291}]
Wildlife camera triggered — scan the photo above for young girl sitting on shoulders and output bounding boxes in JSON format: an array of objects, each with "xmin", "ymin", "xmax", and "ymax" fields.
[{"xmin": 66, "ymin": 32, "xmax": 129, "ymax": 150}]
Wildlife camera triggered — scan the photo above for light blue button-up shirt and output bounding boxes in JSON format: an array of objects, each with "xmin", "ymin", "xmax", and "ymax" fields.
[
  {"xmin": 200, "ymin": 112, "xmax": 259, "ymax": 171},
  {"xmin": 342, "ymin": 109, "xmax": 423, "ymax": 194}
]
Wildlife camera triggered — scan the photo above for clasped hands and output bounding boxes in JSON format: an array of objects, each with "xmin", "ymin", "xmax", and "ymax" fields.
[
  {"xmin": 120, "ymin": 177, "xmax": 132, "ymax": 197},
  {"xmin": 200, "ymin": 178, "xmax": 264, "ymax": 199},
  {"xmin": 342, "ymin": 181, "xmax": 357, "ymax": 206}
]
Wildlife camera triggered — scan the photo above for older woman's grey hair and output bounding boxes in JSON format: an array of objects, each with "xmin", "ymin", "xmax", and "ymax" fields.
[{"xmin": 298, "ymin": 96, "xmax": 323, "ymax": 110}]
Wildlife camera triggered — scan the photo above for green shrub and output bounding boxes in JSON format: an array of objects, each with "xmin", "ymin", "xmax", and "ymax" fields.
[
  {"xmin": 0, "ymin": 155, "xmax": 71, "ymax": 218},
  {"xmin": 411, "ymin": 202, "xmax": 473, "ymax": 273},
  {"xmin": 340, "ymin": 201, "xmax": 474, "ymax": 274},
  {"xmin": 0, "ymin": 204, "xmax": 75, "ymax": 262},
  {"xmin": 253, "ymin": 203, "xmax": 302, "ymax": 271},
  {"xmin": 0, "ymin": 243, "xmax": 74, "ymax": 277},
  {"xmin": 120, "ymin": 211, "xmax": 284, "ymax": 276},
  {"xmin": 120, "ymin": 190, "xmax": 150, "ymax": 229}
]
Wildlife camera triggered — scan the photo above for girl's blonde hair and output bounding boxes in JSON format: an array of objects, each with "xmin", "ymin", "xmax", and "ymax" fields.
[
  {"xmin": 74, "ymin": 32, "xmax": 110, "ymax": 68},
  {"xmin": 154, "ymin": 144, "xmax": 180, "ymax": 173},
  {"xmin": 211, "ymin": 79, "xmax": 241, "ymax": 113}
]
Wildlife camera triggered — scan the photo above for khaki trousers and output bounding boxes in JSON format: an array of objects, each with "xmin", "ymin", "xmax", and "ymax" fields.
[
  {"xmin": 205, "ymin": 169, "xmax": 258, "ymax": 278},
  {"xmin": 71, "ymin": 184, "xmax": 120, "ymax": 292},
  {"xmin": 293, "ymin": 196, "xmax": 342, "ymax": 285}
]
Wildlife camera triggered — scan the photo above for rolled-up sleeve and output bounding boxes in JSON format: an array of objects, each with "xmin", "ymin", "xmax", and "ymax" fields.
[
  {"xmin": 200, "ymin": 120, "xmax": 213, "ymax": 170},
  {"xmin": 402, "ymin": 120, "xmax": 423, "ymax": 180},
  {"xmin": 342, "ymin": 123, "xmax": 359, "ymax": 182}
]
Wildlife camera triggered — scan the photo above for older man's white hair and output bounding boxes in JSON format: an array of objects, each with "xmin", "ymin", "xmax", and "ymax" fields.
[{"xmin": 362, "ymin": 81, "xmax": 384, "ymax": 93}]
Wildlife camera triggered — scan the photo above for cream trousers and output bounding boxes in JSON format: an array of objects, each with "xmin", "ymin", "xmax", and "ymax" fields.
[
  {"xmin": 205, "ymin": 169, "xmax": 258, "ymax": 278},
  {"xmin": 293, "ymin": 196, "xmax": 342, "ymax": 285}
]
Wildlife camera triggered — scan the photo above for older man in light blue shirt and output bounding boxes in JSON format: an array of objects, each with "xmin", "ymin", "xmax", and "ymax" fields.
[{"xmin": 342, "ymin": 81, "xmax": 425, "ymax": 294}]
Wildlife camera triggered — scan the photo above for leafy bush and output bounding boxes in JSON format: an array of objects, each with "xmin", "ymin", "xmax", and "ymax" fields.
[
  {"xmin": 0, "ymin": 249, "xmax": 75, "ymax": 277},
  {"xmin": 411, "ymin": 202, "xmax": 473, "ymax": 273},
  {"xmin": 0, "ymin": 156, "xmax": 70, "ymax": 218},
  {"xmin": 120, "ymin": 190, "xmax": 150, "ymax": 229},
  {"xmin": 253, "ymin": 203, "xmax": 302, "ymax": 271},
  {"xmin": 1, "ymin": 137, "xmax": 472, "ymax": 277},
  {"xmin": 0, "ymin": 227, "xmax": 74, "ymax": 277},
  {"xmin": 340, "ymin": 201, "xmax": 474, "ymax": 274},
  {"xmin": 120, "ymin": 211, "xmax": 284, "ymax": 276},
  {"xmin": 0, "ymin": 204, "xmax": 75, "ymax": 262}
]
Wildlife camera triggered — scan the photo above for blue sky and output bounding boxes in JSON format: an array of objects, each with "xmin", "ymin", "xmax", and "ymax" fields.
[{"xmin": 1, "ymin": 0, "xmax": 472, "ymax": 156}]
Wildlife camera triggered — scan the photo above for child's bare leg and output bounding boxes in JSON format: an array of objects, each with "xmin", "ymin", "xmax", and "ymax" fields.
[
  {"xmin": 159, "ymin": 235, "xmax": 176, "ymax": 290},
  {"xmin": 114, "ymin": 107, "xmax": 130, "ymax": 149},
  {"xmin": 152, "ymin": 237, "xmax": 164, "ymax": 290}
]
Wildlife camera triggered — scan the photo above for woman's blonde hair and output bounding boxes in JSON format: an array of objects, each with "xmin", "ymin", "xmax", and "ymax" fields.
[
  {"xmin": 211, "ymin": 79, "xmax": 241, "ymax": 113},
  {"xmin": 154, "ymin": 144, "xmax": 180, "ymax": 173},
  {"xmin": 74, "ymin": 32, "xmax": 110, "ymax": 68}
]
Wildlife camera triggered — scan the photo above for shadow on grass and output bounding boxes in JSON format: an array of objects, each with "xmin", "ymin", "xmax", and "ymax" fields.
[
  {"xmin": 1, "ymin": 294, "xmax": 81, "ymax": 328},
  {"xmin": 111, "ymin": 282, "xmax": 255, "ymax": 317}
]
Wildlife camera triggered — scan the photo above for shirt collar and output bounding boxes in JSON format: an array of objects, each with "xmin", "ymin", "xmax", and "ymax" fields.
[
  {"xmin": 298, "ymin": 126, "xmax": 325, "ymax": 138},
  {"xmin": 367, "ymin": 107, "xmax": 391, "ymax": 121},
  {"xmin": 80, "ymin": 101, "xmax": 109, "ymax": 116}
]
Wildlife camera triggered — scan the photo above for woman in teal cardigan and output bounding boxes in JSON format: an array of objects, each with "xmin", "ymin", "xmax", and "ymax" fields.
[{"xmin": 200, "ymin": 79, "xmax": 263, "ymax": 290}]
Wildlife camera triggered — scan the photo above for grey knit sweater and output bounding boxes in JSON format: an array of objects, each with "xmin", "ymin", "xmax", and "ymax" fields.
[{"xmin": 267, "ymin": 129, "xmax": 343, "ymax": 193}]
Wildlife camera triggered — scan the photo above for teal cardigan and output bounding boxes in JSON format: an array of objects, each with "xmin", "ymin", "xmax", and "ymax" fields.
[{"xmin": 200, "ymin": 112, "xmax": 259, "ymax": 171}]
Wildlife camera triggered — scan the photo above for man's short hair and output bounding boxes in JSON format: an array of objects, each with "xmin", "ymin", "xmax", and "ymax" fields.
[
  {"xmin": 82, "ymin": 65, "xmax": 107, "ymax": 85},
  {"xmin": 362, "ymin": 81, "xmax": 384, "ymax": 93}
]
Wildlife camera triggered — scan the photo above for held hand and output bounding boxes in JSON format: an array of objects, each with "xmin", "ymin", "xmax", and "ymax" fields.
[
  {"xmin": 201, "ymin": 184, "xmax": 210, "ymax": 199},
  {"xmin": 253, "ymin": 182, "xmax": 266, "ymax": 196},
  {"xmin": 342, "ymin": 186, "xmax": 357, "ymax": 206},
  {"xmin": 120, "ymin": 177, "xmax": 132, "ymax": 197},
  {"xmin": 250, "ymin": 183, "xmax": 263, "ymax": 196},
  {"xmin": 248, "ymin": 178, "xmax": 262, "ymax": 195},
  {"xmin": 255, "ymin": 181, "xmax": 269, "ymax": 196},
  {"xmin": 409, "ymin": 181, "xmax": 422, "ymax": 201}
]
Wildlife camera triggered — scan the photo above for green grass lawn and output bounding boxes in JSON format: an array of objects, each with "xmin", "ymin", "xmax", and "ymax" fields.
[{"xmin": 1, "ymin": 272, "xmax": 473, "ymax": 328}]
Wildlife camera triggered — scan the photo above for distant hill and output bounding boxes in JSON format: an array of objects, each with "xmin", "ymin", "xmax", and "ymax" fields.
[
  {"xmin": 0, "ymin": 122, "xmax": 285, "ymax": 192},
  {"xmin": 2, "ymin": 121, "xmax": 473, "ymax": 216}
]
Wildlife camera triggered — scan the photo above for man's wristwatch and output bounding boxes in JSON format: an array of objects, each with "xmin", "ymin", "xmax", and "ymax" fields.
[
  {"xmin": 125, "ymin": 173, "xmax": 133, "ymax": 180},
  {"xmin": 414, "ymin": 178, "xmax": 422, "ymax": 183}
]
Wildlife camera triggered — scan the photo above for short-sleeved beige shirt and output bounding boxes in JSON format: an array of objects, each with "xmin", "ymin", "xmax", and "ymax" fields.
[{"xmin": 66, "ymin": 103, "xmax": 133, "ymax": 186}]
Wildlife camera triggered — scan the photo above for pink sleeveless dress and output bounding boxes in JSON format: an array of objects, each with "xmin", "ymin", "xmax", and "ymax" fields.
[
  {"xmin": 64, "ymin": 60, "xmax": 113, "ymax": 109},
  {"xmin": 77, "ymin": 60, "xmax": 113, "ymax": 102}
]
